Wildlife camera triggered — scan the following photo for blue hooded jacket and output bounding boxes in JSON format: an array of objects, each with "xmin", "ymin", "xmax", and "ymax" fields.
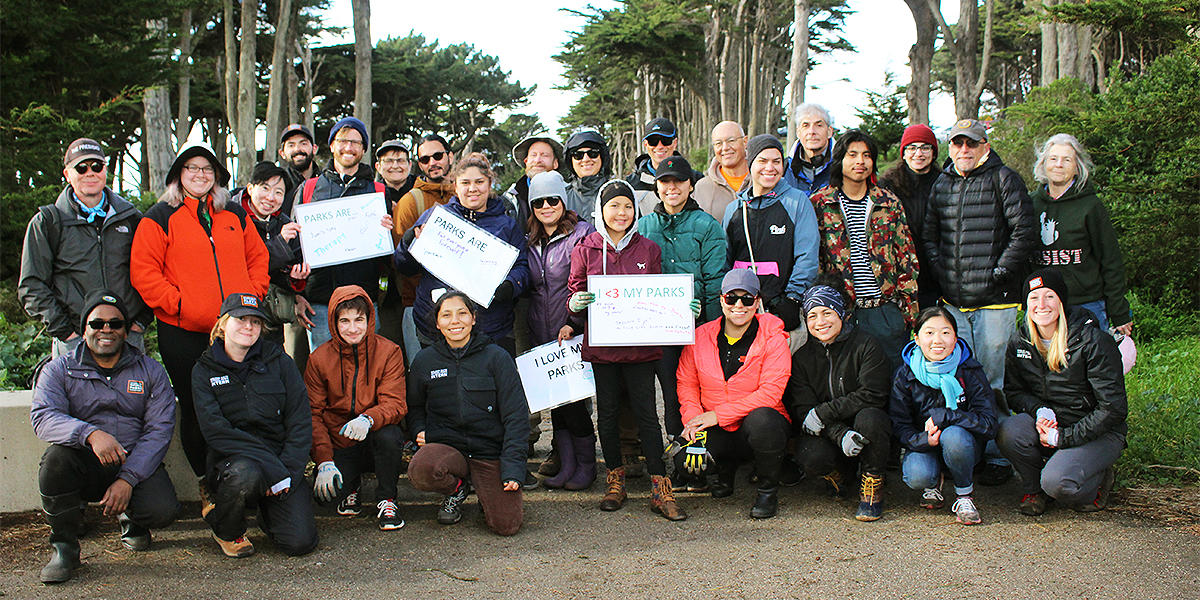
[{"xmin": 889, "ymin": 339, "xmax": 998, "ymax": 452}]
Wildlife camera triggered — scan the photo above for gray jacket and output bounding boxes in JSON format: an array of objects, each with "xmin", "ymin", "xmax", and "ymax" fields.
[
  {"xmin": 19, "ymin": 187, "xmax": 150, "ymax": 339},
  {"xmin": 31, "ymin": 343, "xmax": 176, "ymax": 487}
]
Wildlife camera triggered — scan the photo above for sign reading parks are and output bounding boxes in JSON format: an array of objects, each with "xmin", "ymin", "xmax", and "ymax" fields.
[
  {"xmin": 293, "ymin": 192, "xmax": 392, "ymax": 269},
  {"xmin": 408, "ymin": 205, "xmax": 520, "ymax": 308},
  {"xmin": 586, "ymin": 273, "xmax": 695, "ymax": 346},
  {"xmin": 516, "ymin": 337, "xmax": 595, "ymax": 414}
]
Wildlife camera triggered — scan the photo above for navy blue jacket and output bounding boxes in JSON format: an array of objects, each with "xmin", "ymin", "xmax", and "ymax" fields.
[{"xmin": 889, "ymin": 340, "xmax": 998, "ymax": 452}]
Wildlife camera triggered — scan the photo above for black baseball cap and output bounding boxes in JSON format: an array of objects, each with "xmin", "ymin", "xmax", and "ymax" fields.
[
  {"xmin": 375, "ymin": 139, "xmax": 410, "ymax": 160},
  {"xmin": 280, "ymin": 123, "xmax": 315, "ymax": 145},
  {"xmin": 64, "ymin": 138, "xmax": 106, "ymax": 169},
  {"xmin": 644, "ymin": 117, "xmax": 677, "ymax": 140},
  {"xmin": 654, "ymin": 155, "xmax": 693, "ymax": 182},
  {"xmin": 220, "ymin": 293, "xmax": 269, "ymax": 321}
]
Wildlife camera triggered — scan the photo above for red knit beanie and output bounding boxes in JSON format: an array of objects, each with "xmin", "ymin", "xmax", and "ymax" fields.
[{"xmin": 900, "ymin": 124, "xmax": 938, "ymax": 154}]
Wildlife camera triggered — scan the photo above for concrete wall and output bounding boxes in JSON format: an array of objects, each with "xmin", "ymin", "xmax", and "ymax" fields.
[{"xmin": 0, "ymin": 390, "xmax": 199, "ymax": 513}]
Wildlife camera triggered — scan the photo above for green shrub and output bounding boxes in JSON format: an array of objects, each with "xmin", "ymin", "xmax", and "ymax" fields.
[
  {"xmin": 1120, "ymin": 335, "xmax": 1200, "ymax": 484},
  {"xmin": 0, "ymin": 313, "xmax": 50, "ymax": 390}
]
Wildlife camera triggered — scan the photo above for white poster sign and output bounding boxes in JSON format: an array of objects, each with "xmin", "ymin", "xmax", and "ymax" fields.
[
  {"xmin": 587, "ymin": 273, "xmax": 695, "ymax": 346},
  {"xmin": 408, "ymin": 205, "xmax": 519, "ymax": 308},
  {"xmin": 516, "ymin": 337, "xmax": 595, "ymax": 414},
  {"xmin": 293, "ymin": 192, "xmax": 392, "ymax": 269}
]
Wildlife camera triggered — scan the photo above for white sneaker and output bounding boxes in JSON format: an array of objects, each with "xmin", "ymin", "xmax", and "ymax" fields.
[
  {"xmin": 952, "ymin": 495, "xmax": 982, "ymax": 525},
  {"xmin": 376, "ymin": 498, "xmax": 405, "ymax": 531},
  {"xmin": 921, "ymin": 487, "xmax": 945, "ymax": 510}
]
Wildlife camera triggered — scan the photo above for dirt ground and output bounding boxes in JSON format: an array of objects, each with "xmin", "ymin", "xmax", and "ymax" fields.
[{"xmin": 2, "ymin": 464, "xmax": 1198, "ymax": 600}]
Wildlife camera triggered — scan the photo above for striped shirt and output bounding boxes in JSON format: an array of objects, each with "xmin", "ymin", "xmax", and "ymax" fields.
[{"xmin": 839, "ymin": 192, "xmax": 882, "ymax": 299}]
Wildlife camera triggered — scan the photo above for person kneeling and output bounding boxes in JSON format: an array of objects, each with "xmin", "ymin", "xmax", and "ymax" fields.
[
  {"xmin": 789, "ymin": 284, "xmax": 892, "ymax": 521},
  {"xmin": 998, "ymin": 269, "xmax": 1127, "ymax": 516},
  {"xmin": 31, "ymin": 291, "xmax": 181, "ymax": 583},
  {"xmin": 676, "ymin": 269, "xmax": 792, "ymax": 519},
  {"xmin": 192, "ymin": 294, "xmax": 317, "ymax": 558},
  {"xmin": 407, "ymin": 292, "xmax": 529, "ymax": 536},
  {"xmin": 306, "ymin": 286, "xmax": 407, "ymax": 530},
  {"xmin": 890, "ymin": 307, "xmax": 997, "ymax": 525}
]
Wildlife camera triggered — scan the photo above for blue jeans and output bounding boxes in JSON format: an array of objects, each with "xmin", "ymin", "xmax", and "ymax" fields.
[
  {"xmin": 1073, "ymin": 300, "xmax": 1109, "ymax": 332},
  {"xmin": 306, "ymin": 303, "xmax": 381, "ymax": 350},
  {"xmin": 901, "ymin": 425, "xmax": 984, "ymax": 496},
  {"xmin": 944, "ymin": 303, "xmax": 1016, "ymax": 392}
]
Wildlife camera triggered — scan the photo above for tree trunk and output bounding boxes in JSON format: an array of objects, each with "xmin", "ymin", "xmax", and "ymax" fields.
[
  {"xmin": 222, "ymin": 0, "xmax": 237, "ymax": 135},
  {"xmin": 1076, "ymin": 24, "xmax": 1095, "ymax": 90},
  {"xmin": 1039, "ymin": 0, "xmax": 1058, "ymax": 85},
  {"xmin": 351, "ymin": 0, "xmax": 372, "ymax": 135},
  {"xmin": 787, "ymin": 0, "xmax": 810, "ymax": 148},
  {"xmin": 904, "ymin": 0, "xmax": 936, "ymax": 125},
  {"xmin": 929, "ymin": 0, "xmax": 994, "ymax": 119},
  {"xmin": 143, "ymin": 19, "xmax": 173, "ymax": 195},
  {"xmin": 1057, "ymin": 22, "xmax": 1079, "ymax": 79},
  {"xmin": 286, "ymin": 12, "xmax": 300, "ymax": 125},
  {"xmin": 176, "ymin": 7, "xmax": 193, "ymax": 144},
  {"xmin": 298, "ymin": 41, "xmax": 319, "ymax": 133},
  {"xmin": 263, "ymin": 0, "xmax": 294, "ymax": 155},
  {"xmin": 236, "ymin": 0, "xmax": 258, "ymax": 182}
]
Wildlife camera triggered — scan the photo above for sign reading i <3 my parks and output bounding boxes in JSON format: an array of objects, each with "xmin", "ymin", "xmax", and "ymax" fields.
[
  {"xmin": 516, "ymin": 337, "xmax": 595, "ymax": 414},
  {"xmin": 293, "ymin": 192, "xmax": 392, "ymax": 268},
  {"xmin": 587, "ymin": 273, "xmax": 695, "ymax": 346},
  {"xmin": 408, "ymin": 205, "xmax": 520, "ymax": 308}
]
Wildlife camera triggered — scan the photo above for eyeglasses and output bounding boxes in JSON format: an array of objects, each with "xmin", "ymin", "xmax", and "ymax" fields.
[
  {"xmin": 904, "ymin": 144, "xmax": 934, "ymax": 153},
  {"xmin": 571, "ymin": 149, "xmax": 601, "ymax": 160},
  {"xmin": 379, "ymin": 157, "xmax": 409, "ymax": 166},
  {"xmin": 182, "ymin": 164, "xmax": 215, "ymax": 175},
  {"xmin": 73, "ymin": 161, "xmax": 105, "ymax": 174},
  {"xmin": 645, "ymin": 135, "xmax": 674, "ymax": 148},
  {"xmin": 531, "ymin": 196, "xmax": 562, "ymax": 209},
  {"xmin": 712, "ymin": 137, "xmax": 744, "ymax": 148},
  {"xmin": 417, "ymin": 151, "xmax": 447, "ymax": 165},
  {"xmin": 950, "ymin": 137, "xmax": 982, "ymax": 149},
  {"xmin": 87, "ymin": 318, "xmax": 126, "ymax": 331},
  {"xmin": 722, "ymin": 293, "xmax": 757, "ymax": 307},
  {"xmin": 333, "ymin": 138, "xmax": 364, "ymax": 148}
]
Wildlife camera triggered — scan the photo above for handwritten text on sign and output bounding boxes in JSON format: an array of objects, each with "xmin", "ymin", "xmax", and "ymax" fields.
[
  {"xmin": 293, "ymin": 192, "xmax": 392, "ymax": 269},
  {"xmin": 516, "ymin": 337, "xmax": 595, "ymax": 414},
  {"xmin": 408, "ymin": 205, "xmax": 519, "ymax": 308},
  {"xmin": 587, "ymin": 273, "xmax": 695, "ymax": 346}
]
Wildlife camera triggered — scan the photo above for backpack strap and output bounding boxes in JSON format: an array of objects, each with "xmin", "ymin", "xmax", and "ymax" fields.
[
  {"xmin": 409, "ymin": 187, "xmax": 426, "ymax": 215},
  {"xmin": 373, "ymin": 181, "xmax": 385, "ymax": 194},
  {"xmin": 300, "ymin": 176, "xmax": 319, "ymax": 205},
  {"xmin": 38, "ymin": 204, "xmax": 62, "ymax": 252}
]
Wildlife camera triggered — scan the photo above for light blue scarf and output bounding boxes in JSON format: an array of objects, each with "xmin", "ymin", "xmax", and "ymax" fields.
[
  {"xmin": 909, "ymin": 341, "xmax": 965, "ymax": 409},
  {"xmin": 70, "ymin": 190, "xmax": 107, "ymax": 224}
]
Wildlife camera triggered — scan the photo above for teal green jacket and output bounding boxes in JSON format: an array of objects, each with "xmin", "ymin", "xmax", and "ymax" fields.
[{"xmin": 637, "ymin": 198, "xmax": 728, "ymax": 321}]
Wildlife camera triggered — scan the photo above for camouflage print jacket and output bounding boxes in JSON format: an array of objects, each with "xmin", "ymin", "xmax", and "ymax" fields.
[{"xmin": 810, "ymin": 184, "xmax": 919, "ymax": 326}]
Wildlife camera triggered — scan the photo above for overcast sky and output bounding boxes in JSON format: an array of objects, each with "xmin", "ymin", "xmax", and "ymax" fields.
[{"xmin": 317, "ymin": 1, "xmax": 961, "ymax": 133}]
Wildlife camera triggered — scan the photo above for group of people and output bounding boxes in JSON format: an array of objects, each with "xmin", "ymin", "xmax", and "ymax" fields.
[{"xmin": 20, "ymin": 104, "xmax": 1133, "ymax": 584}]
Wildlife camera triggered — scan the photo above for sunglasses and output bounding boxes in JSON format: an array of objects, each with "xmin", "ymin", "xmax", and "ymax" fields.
[
  {"xmin": 571, "ymin": 149, "xmax": 601, "ymax": 160},
  {"xmin": 417, "ymin": 151, "xmax": 447, "ymax": 165},
  {"xmin": 950, "ymin": 137, "xmax": 982, "ymax": 149},
  {"xmin": 87, "ymin": 318, "xmax": 126, "ymax": 331},
  {"xmin": 722, "ymin": 293, "xmax": 757, "ymax": 307},
  {"xmin": 74, "ymin": 161, "xmax": 104, "ymax": 174},
  {"xmin": 531, "ymin": 196, "xmax": 562, "ymax": 209},
  {"xmin": 645, "ymin": 135, "xmax": 674, "ymax": 147}
]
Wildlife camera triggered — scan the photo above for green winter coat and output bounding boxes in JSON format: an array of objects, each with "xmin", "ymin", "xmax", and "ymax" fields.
[
  {"xmin": 637, "ymin": 198, "xmax": 728, "ymax": 321},
  {"xmin": 1030, "ymin": 180, "xmax": 1131, "ymax": 327}
]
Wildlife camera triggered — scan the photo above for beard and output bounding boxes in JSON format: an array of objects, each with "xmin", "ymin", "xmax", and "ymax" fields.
[{"xmin": 288, "ymin": 151, "xmax": 313, "ymax": 172}]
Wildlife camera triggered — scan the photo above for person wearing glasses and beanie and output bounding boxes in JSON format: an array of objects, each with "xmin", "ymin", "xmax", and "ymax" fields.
[
  {"xmin": 879, "ymin": 124, "xmax": 942, "ymax": 310},
  {"xmin": 675, "ymin": 268, "xmax": 792, "ymax": 519},
  {"xmin": 130, "ymin": 142, "xmax": 269, "ymax": 510},
  {"xmin": 192, "ymin": 293, "xmax": 316, "ymax": 558},
  {"xmin": 31, "ymin": 290, "xmax": 181, "ymax": 583},
  {"xmin": 20, "ymin": 138, "xmax": 153, "ymax": 358}
]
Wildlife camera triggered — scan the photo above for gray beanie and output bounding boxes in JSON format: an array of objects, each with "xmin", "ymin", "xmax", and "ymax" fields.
[
  {"xmin": 528, "ymin": 171, "xmax": 568, "ymax": 204},
  {"xmin": 746, "ymin": 134, "xmax": 784, "ymax": 164}
]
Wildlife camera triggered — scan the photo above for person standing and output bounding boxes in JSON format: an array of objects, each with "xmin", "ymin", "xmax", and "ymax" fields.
[
  {"xmin": 276, "ymin": 123, "xmax": 319, "ymax": 216},
  {"xmin": 695, "ymin": 121, "xmax": 749, "ymax": 221},
  {"xmin": 20, "ymin": 138, "xmax": 152, "ymax": 357},
  {"xmin": 31, "ymin": 291, "xmax": 180, "ymax": 583},
  {"xmin": 563, "ymin": 129, "xmax": 612, "ymax": 224},
  {"xmin": 374, "ymin": 139, "xmax": 416, "ymax": 349},
  {"xmin": 784, "ymin": 104, "xmax": 836, "ymax": 195},
  {"xmin": 626, "ymin": 117, "xmax": 701, "ymax": 216},
  {"xmin": 504, "ymin": 135, "xmax": 564, "ymax": 230},
  {"xmin": 878, "ymin": 124, "xmax": 942, "ymax": 310},
  {"xmin": 130, "ymin": 142, "xmax": 269, "ymax": 501},
  {"xmin": 809, "ymin": 130, "xmax": 918, "ymax": 369}
]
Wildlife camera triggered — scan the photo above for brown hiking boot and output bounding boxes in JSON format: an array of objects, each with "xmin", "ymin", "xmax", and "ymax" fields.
[
  {"xmin": 599, "ymin": 467, "xmax": 627, "ymax": 511},
  {"xmin": 538, "ymin": 447, "xmax": 561, "ymax": 476},
  {"xmin": 822, "ymin": 469, "xmax": 846, "ymax": 498},
  {"xmin": 1019, "ymin": 491, "xmax": 1049, "ymax": 516},
  {"xmin": 198, "ymin": 477, "xmax": 216, "ymax": 519},
  {"xmin": 650, "ymin": 475, "xmax": 688, "ymax": 521},
  {"xmin": 212, "ymin": 533, "xmax": 255, "ymax": 558}
]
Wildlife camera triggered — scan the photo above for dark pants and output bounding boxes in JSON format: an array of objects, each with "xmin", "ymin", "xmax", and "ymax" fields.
[
  {"xmin": 205, "ymin": 456, "xmax": 317, "ymax": 556},
  {"xmin": 550, "ymin": 399, "xmax": 594, "ymax": 438},
  {"xmin": 593, "ymin": 361, "xmax": 665, "ymax": 476},
  {"xmin": 853, "ymin": 303, "xmax": 908, "ymax": 375},
  {"xmin": 157, "ymin": 320, "xmax": 212, "ymax": 477},
  {"xmin": 408, "ymin": 443, "xmax": 523, "ymax": 536},
  {"xmin": 331, "ymin": 424, "xmax": 405, "ymax": 501},
  {"xmin": 655, "ymin": 345, "xmax": 685, "ymax": 437},
  {"xmin": 39, "ymin": 444, "xmax": 180, "ymax": 529},
  {"xmin": 794, "ymin": 406, "xmax": 892, "ymax": 477},
  {"xmin": 996, "ymin": 413, "xmax": 1124, "ymax": 505},
  {"xmin": 698, "ymin": 407, "xmax": 790, "ymax": 487}
]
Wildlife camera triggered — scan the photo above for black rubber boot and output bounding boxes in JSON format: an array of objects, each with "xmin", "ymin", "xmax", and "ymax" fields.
[
  {"xmin": 750, "ymin": 486, "xmax": 779, "ymax": 519},
  {"xmin": 119, "ymin": 513, "xmax": 151, "ymax": 551},
  {"xmin": 40, "ymin": 492, "xmax": 83, "ymax": 584}
]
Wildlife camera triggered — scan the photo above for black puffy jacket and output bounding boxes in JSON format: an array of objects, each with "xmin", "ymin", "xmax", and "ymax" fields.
[
  {"xmin": 1004, "ymin": 307, "xmax": 1128, "ymax": 447},
  {"xmin": 296, "ymin": 161, "xmax": 385, "ymax": 304},
  {"xmin": 191, "ymin": 339, "xmax": 312, "ymax": 484},
  {"xmin": 787, "ymin": 324, "xmax": 891, "ymax": 445},
  {"xmin": 408, "ymin": 334, "xmax": 531, "ymax": 483},
  {"xmin": 922, "ymin": 152, "xmax": 1036, "ymax": 307},
  {"xmin": 889, "ymin": 340, "xmax": 997, "ymax": 453}
]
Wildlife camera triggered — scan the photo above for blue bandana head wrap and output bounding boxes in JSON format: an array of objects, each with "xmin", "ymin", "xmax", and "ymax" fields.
[{"xmin": 802, "ymin": 285, "xmax": 846, "ymax": 320}]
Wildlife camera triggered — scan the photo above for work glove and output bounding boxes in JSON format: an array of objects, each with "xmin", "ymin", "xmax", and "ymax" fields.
[
  {"xmin": 802, "ymin": 408, "xmax": 824, "ymax": 436},
  {"xmin": 841, "ymin": 430, "xmax": 868, "ymax": 457},
  {"xmin": 492, "ymin": 280, "xmax": 515, "ymax": 304},
  {"xmin": 339, "ymin": 414, "xmax": 373, "ymax": 442},
  {"xmin": 569, "ymin": 291, "xmax": 595, "ymax": 312},
  {"xmin": 1036, "ymin": 407, "xmax": 1057, "ymax": 424},
  {"xmin": 992, "ymin": 266, "xmax": 1013, "ymax": 286},
  {"xmin": 771, "ymin": 296, "xmax": 802, "ymax": 331},
  {"xmin": 313, "ymin": 461, "xmax": 342, "ymax": 502},
  {"xmin": 689, "ymin": 298, "xmax": 702, "ymax": 320},
  {"xmin": 682, "ymin": 430, "xmax": 714, "ymax": 476}
]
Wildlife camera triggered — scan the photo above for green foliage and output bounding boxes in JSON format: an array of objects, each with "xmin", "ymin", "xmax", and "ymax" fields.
[
  {"xmin": 0, "ymin": 312, "xmax": 49, "ymax": 391},
  {"xmin": 854, "ymin": 73, "xmax": 907, "ymax": 157},
  {"xmin": 1120, "ymin": 335, "xmax": 1200, "ymax": 484},
  {"xmin": 1050, "ymin": 0, "xmax": 1200, "ymax": 75}
]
